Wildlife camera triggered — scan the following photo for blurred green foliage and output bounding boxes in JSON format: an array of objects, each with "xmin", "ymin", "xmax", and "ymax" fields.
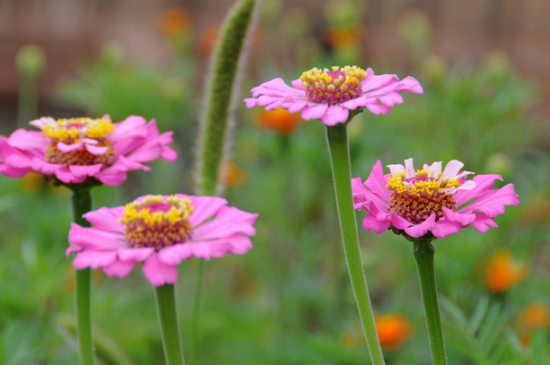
[{"xmin": 2, "ymin": 4, "xmax": 550, "ymax": 365}]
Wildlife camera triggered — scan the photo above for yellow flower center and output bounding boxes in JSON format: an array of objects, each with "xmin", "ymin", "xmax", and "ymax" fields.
[
  {"xmin": 300, "ymin": 66, "xmax": 366, "ymax": 104},
  {"xmin": 43, "ymin": 117, "xmax": 114, "ymax": 142},
  {"xmin": 387, "ymin": 169, "xmax": 462, "ymax": 224},
  {"xmin": 120, "ymin": 195, "xmax": 194, "ymax": 250},
  {"xmin": 41, "ymin": 117, "xmax": 116, "ymax": 166}
]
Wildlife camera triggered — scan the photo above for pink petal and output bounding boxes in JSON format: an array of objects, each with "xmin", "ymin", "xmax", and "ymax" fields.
[
  {"xmin": 361, "ymin": 74, "xmax": 399, "ymax": 93},
  {"xmin": 55, "ymin": 167, "xmax": 86, "ymax": 184},
  {"xmin": 404, "ymin": 213, "xmax": 436, "ymax": 238},
  {"xmin": 85, "ymin": 144, "xmax": 109, "ymax": 155},
  {"xmin": 362, "ymin": 214, "xmax": 391, "ymax": 234},
  {"xmin": 365, "ymin": 102, "xmax": 391, "ymax": 115},
  {"xmin": 8, "ymin": 129, "xmax": 50, "ymax": 150},
  {"xmin": 472, "ymin": 213, "xmax": 498, "ymax": 233},
  {"xmin": 192, "ymin": 206, "xmax": 258, "ymax": 241},
  {"xmin": 442, "ymin": 207, "xmax": 476, "ymax": 226},
  {"xmin": 227, "ymin": 233, "xmax": 253, "ymax": 255},
  {"xmin": 142, "ymin": 253, "xmax": 178, "ymax": 287},
  {"xmin": 69, "ymin": 164, "xmax": 103, "ymax": 178},
  {"xmin": 117, "ymin": 247, "xmax": 154, "ymax": 262},
  {"xmin": 31, "ymin": 158, "xmax": 62, "ymax": 174},
  {"xmin": 378, "ymin": 93, "xmax": 404, "ymax": 107},
  {"xmin": 291, "ymin": 78, "xmax": 305, "ymax": 90},
  {"xmin": 187, "ymin": 196, "xmax": 228, "ymax": 227},
  {"xmin": 57, "ymin": 142, "xmax": 84, "ymax": 152},
  {"xmin": 387, "ymin": 163, "xmax": 405, "ymax": 174},
  {"xmin": 454, "ymin": 174, "xmax": 502, "ymax": 206},
  {"xmin": 161, "ymin": 146, "xmax": 178, "ymax": 162},
  {"xmin": 389, "ymin": 212, "xmax": 412, "ymax": 229},
  {"xmin": 29, "ymin": 116, "xmax": 56, "ymax": 130},
  {"xmin": 102, "ymin": 259, "xmax": 135, "ymax": 278},
  {"xmin": 364, "ymin": 161, "xmax": 391, "ymax": 202},
  {"xmin": 0, "ymin": 164, "xmax": 31, "ymax": 178},
  {"xmin": 68, "ymin": 223, "xmax": 126, "ymax": 252},
  {"xmin": 117, "ymin": 155, "xmax": 151, "ymax": 172},
  {"xmin": 94, "ymin": 162, "xmax": 128, "ymax": 186},
  {"xmin": 157, "ymin": 244, "xmax": 194, "ymax": 265},
  {"xmin": 300, "ymin": 103, "xmax": 328, "ymax": 120},
  {"xmin": 73, "ymin": 250, "xmax": 117, "ymax": 270},
  {"xmin": 459, "ymin": 183, "xmax": 519, "ymax": 217},
  {"xmin": 5, "ymin": 154, "xmax": 32, "ymax": 168},
  {"xmin": 109, "ymin": 116, "xmax": 148, "ymax": 142},
  {"xmin": 83, "ymin": 207, "xmax": 125, "ymax": 232},
  {"xmin": 320, "ymin": 105, "xmax": 349, "ymax": 126},
  {"xmin": 430, "ymin": 220, "xmax": 463, "ymax": 239},
  {"xmin": 124, "ymin": 141, "xmax": 163, "ymax": 164},
  {"xmin": 442, "ymin": 160, "xmax": 464, "ymax": 178},
  {"xmin": 340, "ymin": 95, "xmax": 369, "ymax": 110}
]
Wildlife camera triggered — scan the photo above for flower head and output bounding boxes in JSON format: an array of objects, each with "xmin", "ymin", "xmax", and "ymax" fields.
[
  {"xmin": 353, "ymin": 159, "xmax": 519, "ymax": 238},
  {"xmin": 67, "ymin": 194, "xmax": 258, "ymax": 286},
  {"xmin": 0, "ymin": 115, "xmax": 177, "ymax": 186},
  {"xmin": 516, "ymin": 302, "xmax": 550, "ymax": 345},
  {"xmin": 244, "ymin": 66, "xmax": 423, "ymax": 126},
  {"xmin": 257, "ymin": 108, "xmax": 302, "ymax": 135},
  {"xmin": 375, "ymin": 313, "xmax": 412, "ymax": 350},
  {"xmin": 485, "ymin": 248, "xmax": 528, "ymax": 293}
]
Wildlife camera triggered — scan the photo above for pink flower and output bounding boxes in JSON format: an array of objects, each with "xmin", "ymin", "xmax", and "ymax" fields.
[
  {"xmin": 0, "ymin": 115, "xmax": 177, "ymax": 186},
  {"xmin": 244, "ymin": 66, "xmax": 423, "ymax": 126},
  {"xmin": 67, "ymin": 194, "xmax": 258, "ymax": 287},
  {"xmin": 352, "ymin": 159, "xmax": 520, "ymax": 239}
]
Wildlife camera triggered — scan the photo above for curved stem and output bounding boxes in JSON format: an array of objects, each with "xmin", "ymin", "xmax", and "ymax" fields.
[
  {"xmin": 326, "ymin": 123, "xmax": 385, "ymax": 365},
  {"xmin": 70, "ymin": 187, "xmax": 95, "ymax": 365},
  {"xmin": 155, "ymin": 284, "xmax": 186, "ymax": 365},
  {"xmin": 412, "ymin": 238, "xmax": 448, "ymax": 365}
]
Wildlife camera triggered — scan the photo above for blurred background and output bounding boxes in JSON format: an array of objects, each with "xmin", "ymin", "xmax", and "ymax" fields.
[{"xmin": 1, "ymin": 0, "xmax": 550, "ymax": 364}]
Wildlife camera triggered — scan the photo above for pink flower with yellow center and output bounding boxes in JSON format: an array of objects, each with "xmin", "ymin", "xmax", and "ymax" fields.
[
  {"xmin": 67, "ymin": 194, "xmax": 258, "ymax": 286},
  {"xmin": 0, "ymin": 115, "xmax": 177, "ymax": 185},
  {"xmin": 352, "ymin": 158, "xmax": 519, "ymax": 238},
  {"xmin": 244, "ymin": 66, "xmax": 423, "ymax": 126}
]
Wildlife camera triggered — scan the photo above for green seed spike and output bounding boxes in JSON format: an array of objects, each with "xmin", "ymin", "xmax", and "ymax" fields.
[{"xmin": 195, "ymin": 0, "xmax": 260, "ymax": 196}]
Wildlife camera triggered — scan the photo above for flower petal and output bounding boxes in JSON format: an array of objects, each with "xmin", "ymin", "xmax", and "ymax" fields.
[
  {"xmin": 103, "ymin": 259, "xmax": 135, "ymax": 278},
  {"xmin": 85, "ymin": 144, "xmax": 109, "ymax": 155},
  {"xmin": 8, "ymin": 129, "xmax": 50, "ymax": 150},
  {"xmin": 455, "ymin": 174, "xmax": 502, "ymax": 206},
  {"xmin": 73, "ymin": 250, "xmax": 117, "ymax": 270},
  {"xmin": 68, "ymin": 223, "xmax": 126, "ymax": 253},
  {"xmin": 430, "ymin": 220, "xmax": 463, "ymax": 239},
  {"xmin": 472, "ymin": 213, "xmax": 498, "ymax": 233},
  {"xmin": 364, "ymin": 160, "xmax": 391, "ymax": 202},
  {"xmin": 300, "ymin": 103, "xmax": 328, "ymax": 120},
  {"xmin": 69, "ymin": 164, "xmax": 103, "ymax": 178},
  {"xmin": 142, "ymin": 253, "xmax": 178, "ymax": 287},
  {"xmin": 186, "ymin": 195, "xmax": 228, "ymax": 227},
  {"xmin": 192, "ymin": 206, "xmax": 258, "ymax": 241},
  {"xmin": 404, "ymin": 213, "xmax": 436, "ymax": 238},
  {"xmin": 320, "ymin": 105, "xmax": 349, "ymax": 126},
  {"xmin": 117, "ymin": 247, "xmax": 154, "ymax": 262},
  {"xmin": 83, "ymin": 207, "xmax": 125, "ymax": 233},
  {"xmin": 57, "ymin": 142, "xmax": 84, "ymax": 152}
]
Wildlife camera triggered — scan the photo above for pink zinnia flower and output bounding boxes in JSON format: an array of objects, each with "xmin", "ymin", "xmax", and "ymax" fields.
[
  {"xmin": 0, "ymin": 115, "xmax": 177, "ymax": 185},
  {"xmin": 352, "ymin": 158, "xmax": 519, "ymax": 238},
  {"xmin": 67, "ymin": 194, "xmax": 258, "ymax": 286},
  {"xmin": 244, "ymin": 66, "xmax": 423, "ymax": 126}
]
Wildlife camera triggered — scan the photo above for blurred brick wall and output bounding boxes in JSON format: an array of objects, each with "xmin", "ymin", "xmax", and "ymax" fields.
[{"xmin": 1, "ymin": 0, "xmax": 549, "ymax": 110}]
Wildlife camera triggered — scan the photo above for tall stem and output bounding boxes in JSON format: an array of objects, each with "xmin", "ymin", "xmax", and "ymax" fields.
[
  {"xmin": 412, "ymin": 238, "xmax": 448, "ymax": 365},
  {"xmin": 326, "ymin": 123, "xmax": 385, "ymax": 365},
  {"xmin": 71, "ymin": 187, "xmax": 95, "ymax": 365},
  {"xmin": 155, "ymin": 284, "xmax": 186, "ymax": 365}
]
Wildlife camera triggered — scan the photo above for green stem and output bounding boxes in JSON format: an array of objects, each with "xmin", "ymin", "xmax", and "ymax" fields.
[
  {"xmin": 155, "ymin": 284, "xmax": 186, "ymax": 365},
  {"xmin": 325, "ymin": 123, "xmax": 385, "ymax": 365},
  {"xmin": 412, "ymin": 238, "xmax": 448, "ymax": 365},
  {"xmin": 70, "ymin": 187, "xmax": 95, "ymax": 365},
  {"xmin": 189, "ymin": 260, "xmax": 205, "ymax": 364}
]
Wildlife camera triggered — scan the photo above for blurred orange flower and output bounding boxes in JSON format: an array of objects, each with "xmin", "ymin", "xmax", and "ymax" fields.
[
  {"xmin": 485, "ymin": 248, "xmax": 528, "ymax": 293},
  {"xmin": 158, "ymin": 8, "xmax": 192, "ymax": 35},
  {"xmin": 224, "ymin": 160, "xmax": 248, "ymax": 189},
  {"xmin": 324, "ymin": 23, "xmax": 366, "ymax": 48},
  {"xmin": 18, "ymin": 172, "xmax": 43, "ymax": 193},
  {"xmin": 375, "ymin": 313, "xmax": 412, "ymax": 350},
  {"xmin": 516, "ymin": 302, "xmax": 550, "ymax": 345},
  {"xmin": 257, "ymin": 108, "xmax": 302, "ymax": 135}
]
